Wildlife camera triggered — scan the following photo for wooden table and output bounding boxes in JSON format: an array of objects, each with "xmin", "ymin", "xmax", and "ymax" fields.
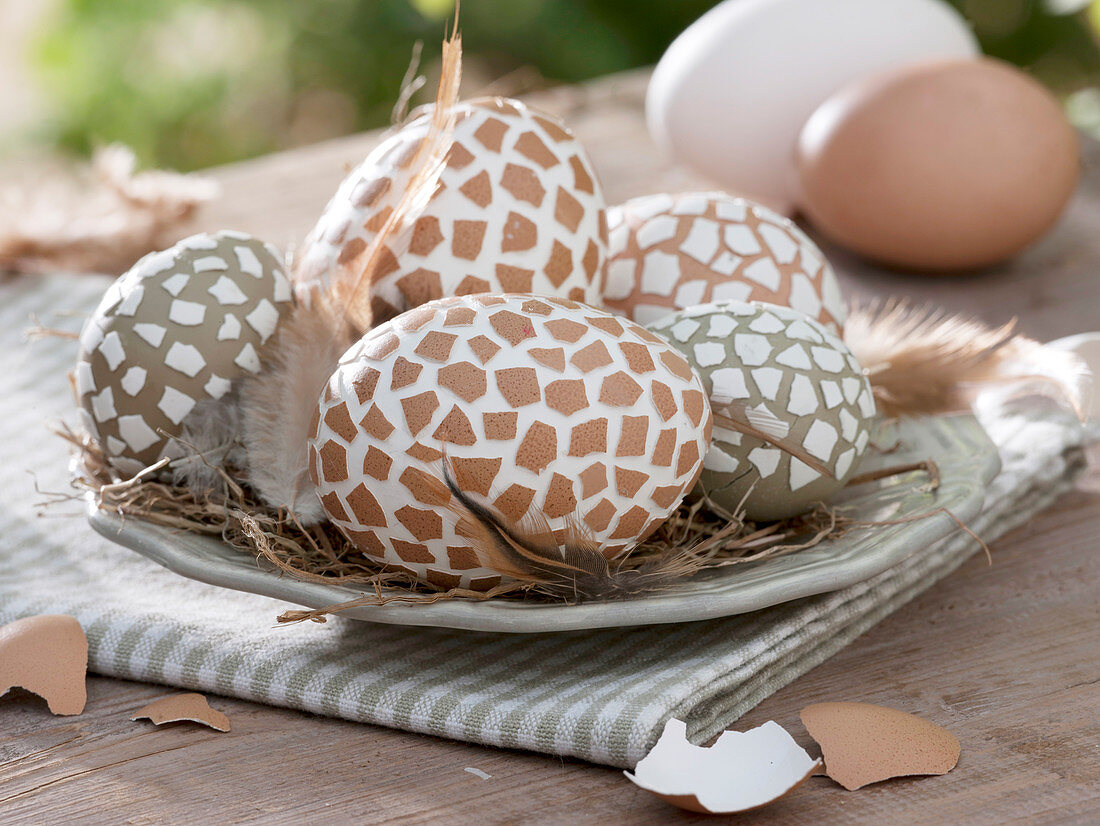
[{"xmin": 3, "ymin": 71, "xmax": 1098, "ymax": 824}]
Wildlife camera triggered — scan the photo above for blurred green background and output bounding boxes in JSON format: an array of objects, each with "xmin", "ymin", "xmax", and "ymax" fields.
[{"xmin": 16, "ymin": 0, "xmax": 1100, "ymax": 171}]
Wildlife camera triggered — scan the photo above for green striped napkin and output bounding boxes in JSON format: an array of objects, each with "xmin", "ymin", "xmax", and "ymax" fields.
[{"xmin": 0, "ymin": 275, "xmax": 1087, "ymax": 768}]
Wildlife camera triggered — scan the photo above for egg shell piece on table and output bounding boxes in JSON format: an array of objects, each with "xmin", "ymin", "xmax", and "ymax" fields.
[
  {"xmin": 309, "ymin": 294, "xmax": 713, "ymax": 591},
  {"xmin": 0, "ymin": 615, "xmax": 88, "ymax": 716},
  {"xmin": 76, "ymin": 231, "xmax": 294, "ymax": 477},
  {"xmin": 295, "ymin": 97, "xmax": 608, "ymax": 323},
  {"xmin": 800, "ymin": 701, "xmax": 961, "ymax": 791},
  {"xmin": 603, "ymin": 191, "xmax": 846, "ymax": 332},
  {"xmin": 797, "ymin": 58, "xmax": 1080, "ymax": 271},
  {"xmin": 625, "ymin": 718, "xmax": 820, "ymax": 814},
  {"xmin": 646, "ymin": 0, "xmax": 978, "ymax": 214},
  {"xmin": 649, "ymin": 300, "xmax": 875, "ymax": 521}
]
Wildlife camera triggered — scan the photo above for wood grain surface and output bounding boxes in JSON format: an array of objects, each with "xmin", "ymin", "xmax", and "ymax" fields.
[{"xmin": 2, "ymin": 69, "xmax": 1098, "ymax": 824}]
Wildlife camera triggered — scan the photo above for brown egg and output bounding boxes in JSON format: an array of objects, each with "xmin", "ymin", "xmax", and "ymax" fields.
[{"xmin": 797, "ymin": 58, "xmax": 1079, "ymax": 272}]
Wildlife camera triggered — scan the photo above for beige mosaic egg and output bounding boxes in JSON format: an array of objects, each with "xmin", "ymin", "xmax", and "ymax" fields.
[
  {"xmin": 603, "ymin": 192, "xmax": 847, "ymax": 331},
  {"xmin": 308, "ymin": 294, "xmax": 713, "ymax": 590},
  {"xmin": 295, "ymin": 97, "xmax": 608, "ymax": 323},
  {"xmin": 649, "ymin": 300, "xmax": 875, "ymax": 521},
  {"xmin": 76, "ymin": 231, "xmax": 293, "ymax": 476}
]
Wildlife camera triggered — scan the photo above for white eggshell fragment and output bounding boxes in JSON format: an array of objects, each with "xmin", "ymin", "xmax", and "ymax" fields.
[
  {"xmin": 625, "ymin": 718, "xmax": 820, "ymax": 814},
  {"xmin": 296, "ymin": 97, "xmax": 608, "ymax": 322},
  {"xmin": 646, "ymin": 0, "xmax": 978, "ymax": 213},
  {"xmin": 650, "ymin": 301, "xmax": 875, "ymax": 521},
  {"xmin": 309, "ymin": 294, "xmax": 712, "ymax": 590},
  {"xmin": 603, "ymin": 192, "xmax": 846, "ymax": 331},
  {"xmin": 76, "ymin": 232, "xmax": 294, "ymax": 476}
]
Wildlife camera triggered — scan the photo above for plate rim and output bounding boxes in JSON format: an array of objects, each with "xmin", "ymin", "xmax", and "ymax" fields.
[{"xmin": 87, "ymin": 415, "xmax": 1000, "ymax": 633}]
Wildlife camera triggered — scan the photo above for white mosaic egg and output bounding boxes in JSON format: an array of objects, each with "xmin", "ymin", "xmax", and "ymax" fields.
[
  {"xmin": 308, "ymin": 294, "xmax": 713, "ymax": 591},
  {"xmin": 296, "ymin": 97, "xmax": 609, "ymax": 324},
  {"xmin": 76, "ymin": 231, "xmax": 294, "ymax": 476},
  {"xmin": 648, "ymin": 300, "xmax": 876, "ymax": 521},
  {"xmin": 603, "ymin": 192, "xmax": 847, "ymax": 332}
]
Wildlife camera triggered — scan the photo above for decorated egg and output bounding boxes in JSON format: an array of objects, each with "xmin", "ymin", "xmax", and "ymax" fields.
[
  {"xmin": 649, "ymin": 301, "xmax": 875, "ymax": 521},
  {"xmin": 308, "ymin": 294, "xmax": 712, "ymax": 590},
  {"xmin": 797, "ymin": 58, "xmax": 1080, "ymax": 271},
  {"xmin": 295, "ymin": 97, "xmax": 608, "ymax": 323},
  {"xmin": 76, "ymin": 231, "xmax": 294, "ymax": 476},
  {"xmin": 646, "ymin": 0, "xmax": 978, "ymax": 213},
  {"xmin": 603, "ymin": 192, "xmax": 846, "ymax": 331}
]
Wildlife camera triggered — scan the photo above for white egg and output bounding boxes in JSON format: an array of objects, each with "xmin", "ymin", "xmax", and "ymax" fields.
[{"xmin": 646, "ymin": 0, "xmax": 978, "ymax": 213}]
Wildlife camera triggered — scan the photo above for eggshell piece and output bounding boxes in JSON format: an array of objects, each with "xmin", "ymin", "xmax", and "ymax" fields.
[
  {"xmin": 296, "ymin": 97, "xmax": 608, "ymax": 321},
  {"xmin": 646, "ymin": 0, "xmax": 978, "ymax": 212},
  {"xmin": 0, "ymin": 615, "xmax": 88, "ymax": 716},
  {"xmin": 76, "ymin": 231, "xmax": 294, "ymax": 476},
  {"xmin": 131, "ymin": 693, "xmax": 231, "ymax": 732},
  {"xmin": 797, "ymin": 58, "xmax": 1080, "ymax": 271},
  {"xmin": 604, "ymin": 192, "xmax": 846, "ymax": 331},
  {"xmin": 800, "ymin": 701, "xmax": 960, "ymax": 790},
  {"xmin": 650, "ymin": 301, "xmax": 875, "ymax": 521},
  {"xmin": 625, "ymin": 718, "xmax": 820, "ymax": 814},
  {"xmin": 309, "ymin": 294, "xmax": 712, "ymax": 588}
]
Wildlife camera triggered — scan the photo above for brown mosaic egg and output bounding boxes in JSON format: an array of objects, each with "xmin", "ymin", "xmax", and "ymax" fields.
[
  {"xmin": 76, "ymin": 232, "xmax": 293, "ymax": 476},
  {"xmin": 308, "ymin": 294, "xmax": 713, "ymax": 590},
  {"xmin": 295, "ymin": 97, "xmax": 608, "ymax": 323},
  {"xmin": 603, "ymin": 192, "xmax": 847, "ymax": 332}
]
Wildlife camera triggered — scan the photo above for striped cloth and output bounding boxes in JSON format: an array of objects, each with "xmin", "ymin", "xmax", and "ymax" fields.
[{"xmin": 0, "ymin": 275, "xmax": 1088, "ymax": 768}]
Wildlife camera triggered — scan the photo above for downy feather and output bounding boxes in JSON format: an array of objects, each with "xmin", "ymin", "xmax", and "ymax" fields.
[{"xmin": 844, "ymin": 300, "xmax": 1091, "ymax": 420}]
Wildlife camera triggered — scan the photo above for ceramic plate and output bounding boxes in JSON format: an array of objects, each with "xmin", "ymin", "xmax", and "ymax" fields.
[{"xmin": 88, "ymin": 415, "xmax": 999, "ymax": 633}]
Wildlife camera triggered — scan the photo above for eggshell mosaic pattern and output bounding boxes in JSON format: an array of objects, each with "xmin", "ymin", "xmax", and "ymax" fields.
[
  {"xmin": 77, "ymin": 232, "xmax": 293, "ymax": 476},
  {"xmin": 649, "ymin": 301, "xmax": 874, "ymax": 521},
  {"xmin": 603, "ymin": 192, "xmax": 846, "ymax": 331},
  {"xmin": 309, "ymin": 294, "xmax": 713, "ymax": 589},
  {"xmin": 296, "ymin": 97, "xmax": 608, "ymax": 323}
]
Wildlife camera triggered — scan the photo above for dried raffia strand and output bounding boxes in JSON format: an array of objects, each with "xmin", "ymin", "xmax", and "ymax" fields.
[{"xmin": 57, "ymin": 416, "xmax": 985, "ymax": 623}]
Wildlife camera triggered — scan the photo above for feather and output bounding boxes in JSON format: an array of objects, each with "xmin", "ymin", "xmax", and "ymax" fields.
[
  {"xmin": 238, "ymin": 296, "xmax": 356, "ymax": 523},
  {"xmin": 170, "ymin": 393, "xmax": 246, "ymax": 495},
  {"xmin": 711, "ymin": 404, "xmax": 834, "ymax": 479},
  {"xmin": 438, "ymin": 461, "xmax": 696, "ymax": 601},
  {"xmin": 238, "ymin": 24, "xmax": 465, "ymax": 518},
  {"xmin": 331, "ymin": 23, "xmax": 463, "ymax": 332},
  {"xmin": 845, "ymin": 300, "xmax": 1091, "ymax": 420}
]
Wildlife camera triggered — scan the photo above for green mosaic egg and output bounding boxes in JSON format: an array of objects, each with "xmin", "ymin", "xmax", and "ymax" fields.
[{"xmin": 648, "ymin": 300, "xmax": 876, "ymax": 520}]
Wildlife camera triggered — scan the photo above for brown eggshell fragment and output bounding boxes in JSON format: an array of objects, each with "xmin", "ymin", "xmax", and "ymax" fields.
[
  {"xmin": 797, "ymin": 58, "xmax": 1080, "ymax": 272},
  {"xmin": 131, "ymin": 693, "xmax": 231, "ymax": 732},
  {"xmin": 800, "ymin": 701, "xmax": 960, "ymax": 790},
  {"xmin": 0, "ymin": 615, "xmax": 88, "ymax": 716}
]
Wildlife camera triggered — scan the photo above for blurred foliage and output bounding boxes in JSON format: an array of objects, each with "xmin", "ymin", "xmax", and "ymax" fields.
[{"xmin": 29, "ymin": 0, "xmax": 1100, "ymax": 171}]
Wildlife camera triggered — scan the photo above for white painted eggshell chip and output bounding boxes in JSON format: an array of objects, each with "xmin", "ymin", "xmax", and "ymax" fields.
[{"xmin": 625, "ymin": 718, "xmax": 820, "ymax": 814}]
